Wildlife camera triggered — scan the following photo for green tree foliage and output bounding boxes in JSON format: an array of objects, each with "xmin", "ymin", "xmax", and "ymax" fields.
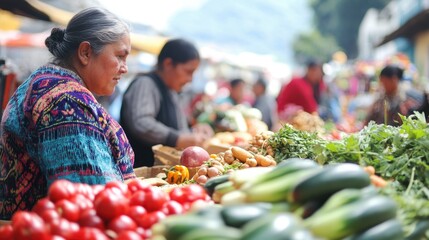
[
  {"xmin": 293, "ymin": 0, "xmax": 390, "ymax": 62},
  {"xmin": 293, "ymin": 30, "xmax": 341, "ymax": 64}
]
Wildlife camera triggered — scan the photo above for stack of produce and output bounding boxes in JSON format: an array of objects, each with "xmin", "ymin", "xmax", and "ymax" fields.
[
  {"xmin": 0, "ymin": 179, "xmax": 211, "ymax": 240},
  {"xmin": 152, "ymin": 159, "xmax": 406, "ymax": 240},
  {"xmin": 288, "ymin": 110, "xmax": 325, "ymax": 133},
  {"xmin": 191, "ymin": 145, "xmax": 276, "ymax": 185}
]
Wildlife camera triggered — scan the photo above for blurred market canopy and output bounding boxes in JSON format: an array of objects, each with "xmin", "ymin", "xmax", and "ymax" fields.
[{"xmin": 0, "ymin": 0, "xmax": 168, "ymax": 54}]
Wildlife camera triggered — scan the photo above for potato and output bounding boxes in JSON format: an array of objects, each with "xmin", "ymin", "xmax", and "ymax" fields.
[
  {"xmin": 231, "ymin": 146, "xmax": 253, "ymax": 163},
  {"xmin": 245, "ymin": 158, "xmax": 257, "ymax": 167},
  {"xmin": 196, "ymin": 175, "xmax": 208, "ymax": 185},
  {"xmin": 255, "ymin": 154, "xmax": 273, "ymax": 167},
  {"xmin": 197, "ymin": 167, "xmax": 208, "ymax": 176},
  {"xmin": 207, "ymin": 167, "xmax": 220, "ymax": 178}
]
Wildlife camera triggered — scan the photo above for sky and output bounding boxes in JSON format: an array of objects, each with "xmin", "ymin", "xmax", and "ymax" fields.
[{"xmin": 99, "ymin": 0, "xmax": 208, "ymax": 31}]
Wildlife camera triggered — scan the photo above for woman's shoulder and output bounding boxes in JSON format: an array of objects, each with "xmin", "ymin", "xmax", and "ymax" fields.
[{"xmin": 27, "ymin": 65, "xmax": 100, "ymax": 124}]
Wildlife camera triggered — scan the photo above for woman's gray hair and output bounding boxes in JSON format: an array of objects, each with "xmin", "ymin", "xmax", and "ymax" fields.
[{"xmin": 45, "ymin": 7, "xmax": 130, "ymax": 66}]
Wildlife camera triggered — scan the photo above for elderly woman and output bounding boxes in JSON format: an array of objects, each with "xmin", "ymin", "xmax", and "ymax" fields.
[{"xmin": 0, "ymin": 7, "xmax": 135, "ymax": 219}]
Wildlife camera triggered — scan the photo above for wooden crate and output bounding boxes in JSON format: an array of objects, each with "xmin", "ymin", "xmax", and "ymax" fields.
[
  {"xmin": 206, "ymin": 143, "xmax": 230, "ymax": 154},
  {"xmin": 134, "ymin": 165, "xmax": 169, "ymax": 178},
  {"xmin": 152, "ymin": 144, "xmax": 181, "ymax": 166}
]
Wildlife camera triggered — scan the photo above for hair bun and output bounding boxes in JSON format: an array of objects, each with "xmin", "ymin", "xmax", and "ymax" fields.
[
  {"xmin": 45, "ymin": 28, "xmax": 66, "ymax": 57},
  {"xmin": 50, "ymin": 28, "xmax": 65, "ymax": 42}
]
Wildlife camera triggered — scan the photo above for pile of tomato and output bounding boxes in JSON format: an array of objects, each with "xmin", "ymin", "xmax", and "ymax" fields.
[{"xmin": 0, "ymin": 179, "xmax": 211, "ymax": 240}]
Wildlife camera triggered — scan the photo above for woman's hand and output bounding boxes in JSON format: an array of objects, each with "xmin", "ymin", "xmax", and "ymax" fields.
[
  {"xmin": 176, "ymin": 133, "xmax": 206, "ymax": 149},
  {"xmin": 192, "ymin": 123, "xmax": 214, "ymax": 139}
]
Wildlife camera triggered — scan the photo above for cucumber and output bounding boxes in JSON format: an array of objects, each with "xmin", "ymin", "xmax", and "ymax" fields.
[
  {"xmin": 311, "ymin": 187, "xmax": 377, "ymax": 218},
  {"xmin": 244, "ymin": 168, "xmax": 322, "ymax": 203},
  {"xmin": 304, "ymin": 195, "xmax": 398, "ymax": 239},
  {"xmin": 289, "ymin": 163, "xmax": 371, "ymax": 203},
  {"xmin": 212, "ymin": 181, "xmax": 235, "ymax": 203},
  {"xmin": 347, "ymin": 219, "xmax": 404, "ymax": 240},
  {"xmin": 178, "ymin": 227, "xmax": 242, "ymax": 240},
  {"xmin": 241, "ymin": 213, "xmax": 303, "ymax": 240},
  {"xmin": 192, "ymin": 204, "xmax": 223, "ymax": 219},
  {"xmin": 220, "ymin": 203, "xmax": 271, "ymax": 228},
  {"xmin": 241, "ymin": 158, "xmax": 320, "ymax": 189},
  {"xmin": 204, "ymin": 174, "xmax": 230, "ymax": 196},
  {"xmin": 152, "ymin": 215, "xmax": 224, "ymax": 239},
  {"xmin": 294, "ymin": 200, "xmax": 327, "ymax": 219}
]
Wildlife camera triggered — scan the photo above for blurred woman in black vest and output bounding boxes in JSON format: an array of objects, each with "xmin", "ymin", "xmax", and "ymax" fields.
[{"xmin": 120, "ymin": 39, "xmax": 212, "ymax": 167}]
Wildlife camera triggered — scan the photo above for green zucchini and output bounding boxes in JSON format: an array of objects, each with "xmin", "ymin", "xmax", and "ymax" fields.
[
  {"xmin": 241, "ymin": 158, "xmax": 320, "ymax": 189},
  {"xmin": 212, "ymin": 181, "xmax": 235, "ymax": 203},
  {"xmin": 192, "ymin": 204, "xmax": 223, "ymax": 219},
  {"xmin": 178, "ymin": 226, "xmax": 242, "ymax": 240},
  {"xmin": 311, "ymin": 187, "xmax": 377, "ymax": 218},
  {"xmin": 243, "ymin": 168, "xmax": 321, "ymax": 203},
  {"xmin": 241, "ymin": 213, "xmax": 303, "ymax": 240},
  {"xmin": 220, "ymin": 203, "xmax": 271, "ymax": 228},
  {"xmin": 289, "ymin": 163, "xmax": 371, "ymax": 203},
  {"xmin": 304, "ymin": 195, "xmax": 398, "ymax": 239},
  {"xmin": 204, "ymin": 174, "xmax": 230, "ymax": 196},
  {"xmin": 152, "ymin": 215, "xmax": 224, "ymax": 240},
  {"xmin": 347, "ymin": 219, "xmax": 404, "ymax": 240}
]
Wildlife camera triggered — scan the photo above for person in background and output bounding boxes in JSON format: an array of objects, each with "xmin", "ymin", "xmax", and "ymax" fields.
[
  {"xmin": 365, "ymin": 65, "xmax": 421, "ymax": 126},
  {"xmin": 0, "ymin": 7, "xmax": 135, "ymax": 219},
  {"xmin": 120, "ymin": 39, "xmax": 212, "ymax": 167},
  {"xmin": 252, "ymin": 78, "xmax": 277, "ymax": 130},
  {"xmin": 276, "ymin": 60, "xmax": 325, "ymax": 116},
  {"xmin": 216, "ymin": 78, "xmax": 247, "ymax": 106}
]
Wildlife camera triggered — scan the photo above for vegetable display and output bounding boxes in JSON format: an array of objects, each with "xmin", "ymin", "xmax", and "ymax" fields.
[
  {"xmin": 0, "ymin": 179, "xmax": 211, "ymax": 240},
  {"xmin": 151, "ymin": 161, "xmax": 405, "ymax": 240}
]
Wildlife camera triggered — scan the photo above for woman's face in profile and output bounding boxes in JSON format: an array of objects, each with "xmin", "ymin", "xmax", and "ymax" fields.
[
  {"xmin": 169, "ymin": 59, "xmax": 200, "ymax": 92},
  {"xmin": 84, "ymin": 34, "xmax": 131, "ymax": 96}
]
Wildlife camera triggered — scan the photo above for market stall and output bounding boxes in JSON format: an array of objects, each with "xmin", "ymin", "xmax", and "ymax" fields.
[{"xmin": 1, "ymin": 111, "xmax": 428, "ymax": 239}]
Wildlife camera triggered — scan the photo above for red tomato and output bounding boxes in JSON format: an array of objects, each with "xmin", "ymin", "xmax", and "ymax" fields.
[
  {"xmin": 75, "ymin": 183, "xmax": 95, "ymax": 201},
  {"xmin": 94, "ymin": 188, "xmax": 129, "ymax": 221},
  {"xmin": 0, "ymin": 224, "xmax": 13, "ymax": 240},
  {"xmin": 139, "ymin": 211, "xmax": 166, "ymax": 229},
  {"xmin": 91, "ymin": 185, "xmax": 105, "ymax": 196},
  {"xmin": 129, "ymin": 191, "xmax": 146, "ymax": 207},
  {"xmin": 32, "ymin": 198, "xmax": 55, "ymax": 215},
  {"xmin": 116, "ymin": 230, "xmax": 143, "ymax": 240},
  {"xmin": 12, "ymin": 211, "xmax": 50, "ymax": 240},
  {"xmin": 140, "ymin": 187, "xmax": 168, "ymax": 212},
  {"xmin": 71, "ymin": 227, "xmax": 109, "ymax": 240},
  {"xmin": 127, "ymin": 179, "xmax": 150, "ymax": 193},
  {"xmin": 39, "ymin": 209, "xmax": 61, "ymax": 223},
  {"xmin": 48, "ymin": 180, "xmax": 77, "ymax": 203},
  {"xmin": 182, "ymin": 184, "xmax": 208, "ymax": 202},
  {"xmin": 69, "ymin": 194, "xmax": 94, "ymax": 211},
  {"xmin": 55, "ymin": 199, "xmax": 80, "ymax": 222},
  {"xmin": 50, "ymin": 236, "xmax": 66, "ymax": 240},
  {"xmin": 78, "ymin": 209, "xmax": 105, "ymax": 230},
  {"xmin": 162, "ymin": 201, "xmax": 184, "ymax": 215},
  {"xmin": 49, "ymin": 218, "xmax": 80, "ymax": 239},
  {"xmin": 106, "ymin": 181, "xmax": 129, "ymax": 197},
  {"xmin": 140, "ymin": 228, "xmax": 151, "ymax": 239},
  {"xmin": 168, "ymin": 187, "xmax": 187, "ymax": 204},
  {"xmin": 108, "ymin": 215, "xmax": 137, "ymax": 234},
  {"xmin": 126, "ymin": 206, "xmax": 146, "ymax": 227}
]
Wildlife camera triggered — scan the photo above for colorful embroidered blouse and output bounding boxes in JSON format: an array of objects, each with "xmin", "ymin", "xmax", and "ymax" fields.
[{"xmin": 0, "ymin": 65, "xmax": 135, "ymax": 219}]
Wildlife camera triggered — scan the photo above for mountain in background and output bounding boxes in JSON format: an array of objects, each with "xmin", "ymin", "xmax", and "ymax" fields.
[{"xmin": 166, "ymin": 0, "xmax": 311, "ymax": 64}]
